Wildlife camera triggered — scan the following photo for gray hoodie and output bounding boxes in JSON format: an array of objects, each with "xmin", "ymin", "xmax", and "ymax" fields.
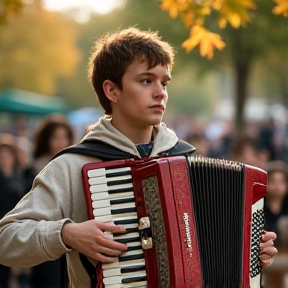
[{"xmin": 0, "ymin": 116, "xmax": 179, "ymax": 288}]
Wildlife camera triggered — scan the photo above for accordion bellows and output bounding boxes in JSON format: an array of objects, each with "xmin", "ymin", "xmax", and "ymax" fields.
[{"xmin": 82, "ymin": 156, "xmax": 267, "ymax": 288}]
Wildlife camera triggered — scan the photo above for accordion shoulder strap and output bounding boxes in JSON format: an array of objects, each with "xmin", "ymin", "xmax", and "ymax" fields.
[
  {"xmin": 52, "ymin": 139, "xmax": 196, "ymax": 161},
  {"xmin": 51, "ymin": 140, "xmax": 134, "ymax": 161}
]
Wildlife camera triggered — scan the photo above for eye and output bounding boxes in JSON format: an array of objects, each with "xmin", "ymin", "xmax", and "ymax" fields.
[
  {"xmin": 141, "ymin": 79, "xmax": 152, "ymax": 85},
  {"xmin": 162, "ymin": 81, "xmax": 168, "ymax": 87}
]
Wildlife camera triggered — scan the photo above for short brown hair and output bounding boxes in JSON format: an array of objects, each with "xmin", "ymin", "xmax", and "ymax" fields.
[
  {"xmin": 266, "ymin": 160, "xmax": 288, "ymax": 181},
  {"xmin": 88, "ymin": 27, "xmax": 175, "ymax": 115}
]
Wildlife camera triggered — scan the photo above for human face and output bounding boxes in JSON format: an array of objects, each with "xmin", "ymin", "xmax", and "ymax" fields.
[
  {"xmin": 49, "ymin": 127, "xmax": 71, "ymax": 156},
  {"xmin": 0, "ymin": 147, "xmax": 15, "ymax": 176},
  {"xmin": 268, "ymin": 171, "xmax": 288, "ymax": 198},
  {"xmin": 111, "ymin": 57, "xmax": 171, "ymax": 131}
]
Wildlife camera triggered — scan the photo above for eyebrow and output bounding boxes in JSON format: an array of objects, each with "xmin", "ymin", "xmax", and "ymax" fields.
[{"xmin": 137, "ymin": 72, "xmax": 171, "ymax": 81}]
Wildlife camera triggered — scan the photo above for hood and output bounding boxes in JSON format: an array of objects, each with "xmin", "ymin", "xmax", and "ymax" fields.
[{"xmin": 81, "ymin": 116, "xmax": 179, "ymax": 158}]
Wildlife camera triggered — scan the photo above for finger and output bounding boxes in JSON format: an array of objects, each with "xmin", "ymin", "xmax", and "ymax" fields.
[
  {"xmin": 261, "ymin": 258, "xmax": 274, "ymax": 267},
  {"xmin": 93, "ymin": 252, "xmax": 119, "ymax": 264},
  {"xmin": 96, "ymin": 236, "xmax": 127, "ymax": 252},
  {"xmin": 260, "ymin": 253, "xmax": 270, "ymax": 261},
  {"xmin": 260, "ymin": 239, "xmax": 274, "ymax": 250},
  {"xmin": 261, "ymin": 246, "xmax": 278, "ymax": 257},
  {"xmin": 95, "ymin": 221, "xmax": 126, "ymax": 233},
  {"xmin": 96, "ymin": 245, "xmax": 123, "ymax": 257},
  {"xmin": 262, "ymin": 231, "xmax": 277, "ymax": 242}
]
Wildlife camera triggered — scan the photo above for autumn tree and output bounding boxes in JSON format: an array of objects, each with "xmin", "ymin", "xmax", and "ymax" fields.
[
  {"xmin": 160, "ymin": 0, "xmax": 288, "ymax": 131},
  {"xmin": 0, "ymin": 0, "xmax": 80, "ymax": 95}
]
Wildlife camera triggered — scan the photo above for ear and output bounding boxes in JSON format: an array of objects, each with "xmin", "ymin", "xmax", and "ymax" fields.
[{"xmin": 103, "ymin": 80, "xmax": 118, "ymax": 103}]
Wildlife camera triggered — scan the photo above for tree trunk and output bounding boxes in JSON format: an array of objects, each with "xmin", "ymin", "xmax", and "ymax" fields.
[
  {"xmin": 280, "ymin": 71, "xmax": 288, "ymax": 109},
  {"xmin": 234, "ymin": 61, "xmax": 250, "ymax": 134}
]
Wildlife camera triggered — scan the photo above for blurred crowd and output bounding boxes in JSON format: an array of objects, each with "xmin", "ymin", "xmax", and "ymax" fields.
[{"xmin": 0, "ymin": 112, "xmax": 288, "ymax": 288}]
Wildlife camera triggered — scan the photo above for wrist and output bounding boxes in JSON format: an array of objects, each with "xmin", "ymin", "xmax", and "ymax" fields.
[{"xmin": 61, "ymin": 222, "xmax": 75, "ymax": 249}]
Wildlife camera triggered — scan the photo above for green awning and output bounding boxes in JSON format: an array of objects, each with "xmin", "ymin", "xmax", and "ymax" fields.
[{"xmin": 0, "ymin": 89, "xmax": 69, "ymax": 115}]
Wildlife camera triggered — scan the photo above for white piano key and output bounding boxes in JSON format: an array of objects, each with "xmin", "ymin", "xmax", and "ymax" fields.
[
  {"xmin": 95, "ymin": 212, "xmax": 138, "ymax": 223},
  {"xmin": 103, "ymin": 262, "xmax": 145, "ymax": 277},
  {"xmin": 87, "ymin": 167, "xmax": 131, "ymax": 178},
  {"xmin": 112, "ymin": 232, "xmax": 140, "ymax": 241},
  {"xmin": 105, "ymin": 283, "xmax": 147, "ymax": 288},
  {"xmin": 93, "ymin": 196, "xmax": 135, "ymax": 209},
  {"xmin": 93, "ymin": 202, "xmax": 136, "ymax": 217},
  {"xmin": 94, "ymin": 208, "xmax": 136, "ymax": 218},
  {"xmin": 120, "ymin": 249, "xmax": 143, "ymax": 258},
  {"xmin": 90, "ymin": 182, "xmax": 133, "ymax": 193},
  {"xmin": 103, "ymin": 272, "xmax": 147, "ymax": 285},
  {"xmin": 87, "ymin": 168, "xmax": 106, "ymax": 178},
  {"xmin": 91, "ymin": 191, "xmax": 134, "ymax": 201},
  {"xmin": 88, "ymin": 174, "xmax": 132, "ymax": 185},
  {"xmin": 126, "ymin": 241, "xmax": 142, "ymax": 248},
  {"xmin": 102, "ymin": 259, "xmax": 146, "ymax": 270}
]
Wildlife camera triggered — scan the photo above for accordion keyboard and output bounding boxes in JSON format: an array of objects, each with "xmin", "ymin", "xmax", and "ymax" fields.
[{"xmin": 87, "ymin": 166, "xmax": 147, "ymax": 288}]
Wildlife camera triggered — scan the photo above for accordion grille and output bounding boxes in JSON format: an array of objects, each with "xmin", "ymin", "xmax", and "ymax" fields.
[{"xmin": 188, "ymin": 156, "xmax": 245, "ymax": 288}]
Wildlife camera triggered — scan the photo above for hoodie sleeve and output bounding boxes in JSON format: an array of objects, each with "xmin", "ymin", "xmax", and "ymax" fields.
[{"xmin": 0, "ymin": 158, "xmax": 77, "ymax": 268}]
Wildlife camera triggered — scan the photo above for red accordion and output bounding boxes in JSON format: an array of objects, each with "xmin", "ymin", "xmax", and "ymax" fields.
[{"xmin": 82, "ymin": 156, "xmax": 267, "ymax": 288}]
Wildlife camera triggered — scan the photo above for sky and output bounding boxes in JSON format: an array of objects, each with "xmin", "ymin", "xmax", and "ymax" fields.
[{"xmin": 43, "ymin": 0, "xmax": 126, "ymax": 21}]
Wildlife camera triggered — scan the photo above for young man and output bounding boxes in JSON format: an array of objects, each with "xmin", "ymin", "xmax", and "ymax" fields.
[{"xmin": 0, "ymin": 28, "xmax": 277, "ymax": 287}]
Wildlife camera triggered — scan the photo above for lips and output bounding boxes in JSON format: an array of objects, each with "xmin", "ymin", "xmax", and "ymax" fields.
[{"xmin": 149, "ymin": 105, "xmax": 165, "ymax": 111}]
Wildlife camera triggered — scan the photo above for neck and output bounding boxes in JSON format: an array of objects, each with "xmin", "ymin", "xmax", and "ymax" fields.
[
  {"xmin": 111, "ymin": 119, "xmax": 154, "ymax": 144},
  {"xmin": 1, "ymin": 167, "xmax": 13, "ymax": 177},
  {"xmin": 266, "ymin": 195, "xmax": 284, "ymax": 213}
]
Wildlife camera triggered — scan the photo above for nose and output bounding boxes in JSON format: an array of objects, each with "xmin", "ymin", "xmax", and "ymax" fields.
[{"xmin": 153, "ymin": 81, "xmax": 167, "ymax": 99}]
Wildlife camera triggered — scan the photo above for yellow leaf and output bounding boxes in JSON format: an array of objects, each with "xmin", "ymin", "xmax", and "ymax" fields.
[
  {"xmin": 160, "ymin": 0, "xmax": 192, "ymax": 18},
  {"xmin": 181, "ymin": 11, "xmax": 195, "ymax": 27},
  {"xmin": 218, "ymin": 16, "xmax": 227, "ymax": 28},
  {"xmin": 272, "ymin": 0, "xmax": 288, "ymax": 16},
  {"xmin": 214, "ymin": 0, "xmax": 256, "ymax": 28},
  {"xmin": 182, "ymin": 25, "xmax": 226, "ymax": 58},
  {"xmin": 227, "ymin": 12, "xmax": 242, "ymax": 28}
]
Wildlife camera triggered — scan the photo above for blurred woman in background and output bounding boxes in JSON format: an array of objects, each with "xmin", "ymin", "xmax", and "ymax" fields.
[
  {"xmin": 263, "ymin": 160, "xmax": 288, "ymax": 288},
  {"xmin": 26, "ymin": 114, "xmax": 74, "ymax": 288},
  {"xmin": 0, "ymin": 135, "xmax": 27, "ymax": 288}
]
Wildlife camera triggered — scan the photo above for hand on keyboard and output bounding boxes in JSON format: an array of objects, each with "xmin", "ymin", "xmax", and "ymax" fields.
[{"xmin": 61, "ymin": 220, "xmax": 128, "ymax": 263}]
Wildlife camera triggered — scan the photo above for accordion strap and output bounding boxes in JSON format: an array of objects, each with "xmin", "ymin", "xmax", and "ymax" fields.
[
  {"xmin": 54, "ymin": 139, "xmax": 195, "ymax": 287},
  {"xmin": 52, "ymin": 139, "xmax": 196, "ymax": 161}
]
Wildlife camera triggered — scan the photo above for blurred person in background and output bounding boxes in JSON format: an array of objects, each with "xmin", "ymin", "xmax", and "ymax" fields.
[
  {"xmin": 264, "ymin": 161, "xmax": 288, "ymax": 245},
  {"xmin": 229, "ymin": 135, "xmax": 270, "ymax": 169},
  {"xmin": 263, "ymin": 161, "xmax": 288, "ymax": 288},
  {"xmin": 185, "ymin": 132, "xmax": 209, "ymax": 157},
  {"xmin": 0, "ymin": 135, "xmax": 28, "ymax": 288},
  {"xmin": 25, "ymin": 114, "xmax": 75, "ymax": 288}
]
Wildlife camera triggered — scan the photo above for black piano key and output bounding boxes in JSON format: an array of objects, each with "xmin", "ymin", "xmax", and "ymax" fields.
[
  {"xmin": 108, "ymin": 187, "xmax": 134, "ymax": 194},
  {"xmin": 111, "ymin": 207, "xmax": 137, "ymax": 215},
  {"xmin": 116, "ymin": 236, "xmax": 141, "ymax": 244},
  {"xmin": 126, "ymin": 245, "xmax": 142, "ymax": 252},
  {"xmin": 113, "ymin": 227, "xmax": 139, "ymax": 236},
  {"xmin": 114, "ymin": 218, "xmax": 138, "ymax": 225},
  {"xmin": 107, "ymin": 178, "xmax": 132, "ymax": 187},
  {"xmin": 119, "ymin": 253, "xmax": 144, "ymax": 262},
  {"xmin": 121, "ymin": 265, "xmax": 146, "ymax": 274},
  {"xmin": 106, "ymin": 170, "xmax": 132, "ymax": 178},
  {"xmin": 110, "ymin": 197, "xmax": 135, "ymax": 205},
  {"xmin": 122, "ymin": 275, "xmax": 147, "ymax": 284}
]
